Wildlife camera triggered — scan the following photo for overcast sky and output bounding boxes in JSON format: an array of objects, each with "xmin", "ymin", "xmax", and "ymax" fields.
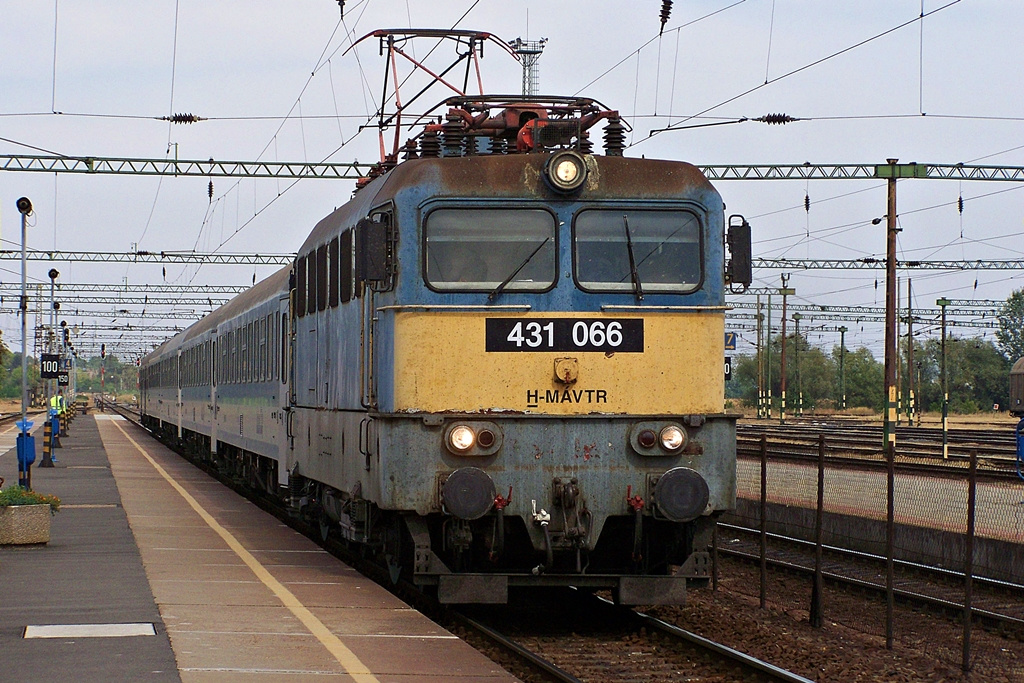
[{"xmin": 2, "ymin": 0, "xmax": 1022, "ymax": 358}]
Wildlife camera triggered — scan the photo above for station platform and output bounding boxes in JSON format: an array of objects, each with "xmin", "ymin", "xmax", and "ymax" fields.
[{"xmin": 0, "ymin": 413, "xmax": 517, "ymax": 682}]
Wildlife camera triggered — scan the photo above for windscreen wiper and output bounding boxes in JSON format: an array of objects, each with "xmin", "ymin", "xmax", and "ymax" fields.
[
  {"xmin": 488, "ymin": 237, "xmax": 551, "ymax": 302},
  {"xmin": 623, "ymin": 215, "xmax": 644, "ymax": 301}
]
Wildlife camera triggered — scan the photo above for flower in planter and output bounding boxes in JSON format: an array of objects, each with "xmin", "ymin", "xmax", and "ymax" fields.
[{"xmin": 0, "ymin": 485, "xmax": 61, "ymax": 515}]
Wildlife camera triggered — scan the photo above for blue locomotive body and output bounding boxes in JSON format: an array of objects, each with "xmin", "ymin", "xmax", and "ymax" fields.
[{"xmin": 142, "ymin": 99, "xmax": 749, "ymax": 604}]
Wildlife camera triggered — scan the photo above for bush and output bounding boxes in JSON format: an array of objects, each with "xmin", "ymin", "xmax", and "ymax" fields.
[{"xmin": 0, "ymin": 485, "xmax": 61, "ymax": 514}]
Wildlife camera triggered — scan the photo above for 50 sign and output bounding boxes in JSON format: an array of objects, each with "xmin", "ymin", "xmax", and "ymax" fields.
[{"xmin": 486, "ymin": 318, "xmax": 644, "ymax": 353}]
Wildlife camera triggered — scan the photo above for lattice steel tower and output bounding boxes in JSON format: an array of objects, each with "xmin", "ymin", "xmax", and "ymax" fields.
[{"xmin": 509, "ymin": 37, "xmax": 547, "ymax": 96}]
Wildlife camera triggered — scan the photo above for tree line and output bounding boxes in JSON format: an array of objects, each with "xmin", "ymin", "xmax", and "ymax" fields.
[
  {"xmin": 0, "ymin": 345, "xmax": 139, "ymax": 399},
  {"xmin": 728, "ymin": 287, "xmax": 1024, "ymax": 414}
]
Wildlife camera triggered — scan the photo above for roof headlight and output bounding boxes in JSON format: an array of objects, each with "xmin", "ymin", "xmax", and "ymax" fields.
[
  {"xmin": 544, "ymin": 150, "xmax": 587, "ymax": 192},
  {"xmin": 449, "ymin": 425, "xmax": 476, "ymax": 452},
  {"xmin": 660, "ymin": 425, "xmax": 687, "ymax": 452}
]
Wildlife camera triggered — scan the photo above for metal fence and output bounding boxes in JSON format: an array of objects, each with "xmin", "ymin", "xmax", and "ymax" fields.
[{"xmin": 717, "ymin": 433, "xmax": 1024, "ymax": 675}]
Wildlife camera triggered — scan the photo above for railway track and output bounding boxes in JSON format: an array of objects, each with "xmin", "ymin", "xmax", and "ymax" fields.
[
  {"xmin": 454, "ymin": 589, "xmax": 815, "ymax": 683},
  {"xmin": 737, "ymin": 422, "xmax": 1022, "ymax": 479},
  {"xmin": 0, "ymin": 409, "xmax": 47, "ymax": 426},
  {"xmin": 103, "ymin": 398, "xmax": 813, "ymax": 683},
  {"xmin": 718, "ymin": 522, "xmax": 1024, "ymax": 638}
]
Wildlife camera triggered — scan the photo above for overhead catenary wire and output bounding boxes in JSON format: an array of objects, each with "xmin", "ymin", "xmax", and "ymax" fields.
[{"xmin": 634, "ymin": 0, "xmax": 964, "ymax": 146}]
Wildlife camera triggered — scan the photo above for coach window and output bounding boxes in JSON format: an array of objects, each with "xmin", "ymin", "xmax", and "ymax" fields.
[
  {"xmin": 328, "ymin": 237, "xmax": 340, "ymax": 307},
  {"xmin": 316, "ymin": 244, "xmax": 328, "ymax": 312},
  {"xmin": 340, "ymin": 230, "xmax": 353, "ymax": 303},
  {"xmin": 306, "ymin": 252, "xmax": 317, "ymax": 315},
  {"xmin": 247, "ymin": 322, "xmax": 254, "ymax": 382},
  {"xmin": 262, "ymin": 316, "xmax": 269, "ymax": 380},
  {"xmin": 280, "ymin": 312, "xmax": 289, "ymax": 385},
  {"xmin": 574, "ymin": 208, "xmax": 703, "ymax": 294},
  {"xmin": 424, "ymin": 208, "xmax": 556, "ymax": 292},
  {"xmin": 296, "ymin": 257, "xmax": 307, "ymax": 318}
]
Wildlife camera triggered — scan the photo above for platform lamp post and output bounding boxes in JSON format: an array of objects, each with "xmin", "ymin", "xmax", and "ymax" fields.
[
  {"xmin": 838, "ymin": 326, "xmax": 848, "ymax": 410},
  {"xmin": 938, "ymin": 297, "xmax": 951, "ymax": 459},
  {"xmin": 48, "ymin": 269, "xmax": 58, "ymax": 408},
  {"xmin": 16, "ymin": 197, "xmax": 35, "ymax": 489}
]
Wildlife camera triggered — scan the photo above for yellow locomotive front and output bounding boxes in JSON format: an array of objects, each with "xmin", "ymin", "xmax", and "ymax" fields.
[{"xmin": 348, "ymin": 104, "xmax": 751, "ymax": 603}]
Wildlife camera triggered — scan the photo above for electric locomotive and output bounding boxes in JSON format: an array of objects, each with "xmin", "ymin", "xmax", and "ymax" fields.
[{"xmin": 140, "ymin": 95, "xmax": 751, "ymax": 605}]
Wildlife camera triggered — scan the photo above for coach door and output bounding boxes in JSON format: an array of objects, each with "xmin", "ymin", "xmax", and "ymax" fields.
[
  {"xmin": 176, "ymin": 350, "xmax": 183, "ymax": 438},
  {"xmin": 210, "ymin": 337, "xmax": 218, "ymax": 454}
]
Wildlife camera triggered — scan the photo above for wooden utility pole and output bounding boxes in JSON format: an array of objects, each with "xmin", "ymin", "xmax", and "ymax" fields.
[{"xmin": 884, "ymin": 158, "xmax": 899, "ymax": 650}]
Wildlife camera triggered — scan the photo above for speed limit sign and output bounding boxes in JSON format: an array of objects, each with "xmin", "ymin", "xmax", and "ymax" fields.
[{"xmin": 41, "ymin": 353, "xmax": 60, "ymax": 379}]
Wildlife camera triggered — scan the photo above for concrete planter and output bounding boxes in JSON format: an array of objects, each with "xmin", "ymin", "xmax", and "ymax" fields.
[{"xmin": 0, "ymin": 504, "xmax": 51, "ymax": 545}]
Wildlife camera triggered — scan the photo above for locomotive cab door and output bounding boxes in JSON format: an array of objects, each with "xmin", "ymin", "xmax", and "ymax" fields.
[{"xmin": 294, "ymin": 250, "xmax": 320, "ymax": 408}]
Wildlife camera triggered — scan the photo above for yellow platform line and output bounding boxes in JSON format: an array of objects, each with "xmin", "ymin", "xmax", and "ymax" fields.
[{"xmin": 109, "ymin": 419, "xmax": 380, "ymax": 683}]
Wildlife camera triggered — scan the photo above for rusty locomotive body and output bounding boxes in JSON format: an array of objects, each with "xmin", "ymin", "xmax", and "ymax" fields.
[{"xmin": 141, "ymin": 96, "xmax": 750, "ymax": 604}]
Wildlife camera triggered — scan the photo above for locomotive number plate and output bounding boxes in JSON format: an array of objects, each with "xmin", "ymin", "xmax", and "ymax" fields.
[{"xmin": 485, "ymin": 318, "xmax": 644, "ymax": 352}]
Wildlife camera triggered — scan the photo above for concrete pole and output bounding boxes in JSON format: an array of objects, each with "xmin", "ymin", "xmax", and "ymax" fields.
[
  {"xmin": 938, "ymin": 297, "xmax": 950, "ymax": 459},
  {"xmin": 838, "ymin": 326, "xmax": 848, "ymax": 410},
  {"xmin": 907, "ymin": 278, "xmax": 915, "ymax": 426},
  {"xmin": 766, "ymin": 293, "xmax": 773, "ymax": 419},
  {"xmin": 756, "ymin": 295, "xmax": 764, "ymax": 419},
  {"xmin": 780, "ymin": 274, "xmax": 790, "ymax": 425},
  {"xmin": 794, "ymin": 312, "xmax": 803, "ymax": 417}
]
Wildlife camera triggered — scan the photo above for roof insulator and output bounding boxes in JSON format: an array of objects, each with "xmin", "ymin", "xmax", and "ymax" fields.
[
  {"xmin": 165, "ymin": 113, "xmax": 205, "ymax": 124},
  {"xmin": 754, "ymin": 113, "xmax": 798, "ymax": 125},
  {"xmin": 660, "ymin": 0, "xmax": 673, "ymax": 34}
]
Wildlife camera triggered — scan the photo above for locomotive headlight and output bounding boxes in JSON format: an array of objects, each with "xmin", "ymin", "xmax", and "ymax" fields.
[
  {"xmin": 449, "ymin": 425, "xmax": 476, "ymax": 452},
  {"xmin": 444, "ymin": 421, "xmax": 503, "ymax": 456},
  {"xmin": 555, "ymin": 159, "xmax": 580, "ymax": 184},
  {"xmin": 660, "ymin": 425, "xmax": 687, "ymax": 452},
  {"xmin": 544, "ymin": 150, "xmax": 587, "ymax": 192}
]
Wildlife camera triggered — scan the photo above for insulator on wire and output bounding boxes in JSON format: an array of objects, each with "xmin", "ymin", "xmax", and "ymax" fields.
[
  {"xmin": 754, "ymin": 113, "xmax": 797, "ymax": 125},
  {"xmin": 208, "ymin": 180, "xmax": 214, "ymax": 201},
  {"xmin": 164, "ymin": 113, "xmax": 204, "ymax": 124},
  {"xmin": 660, "ymin": 0, "xmax": 673, "ymax": 33},
  {"xmin": 958, "ymin": 195, "xmax": 964, "ymax": 214},
  {"xmin": 804, "ymin": 194, "xmax": 810, "ymax": 212}
]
